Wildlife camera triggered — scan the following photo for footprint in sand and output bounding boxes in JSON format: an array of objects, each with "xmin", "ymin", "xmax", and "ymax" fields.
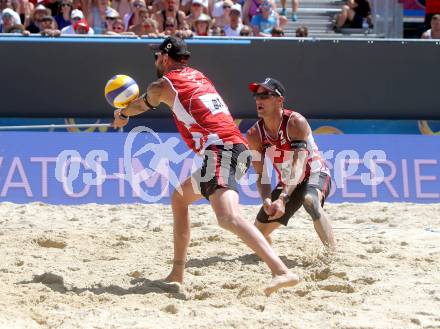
[
  {"xmin": 34, "ymin": 238, "xmax": 66, "ymax": 249},
  {"xmin": 221, "ymin": 282, "xmax": 240, "ymax": 290},
  {"xmin": 206, "ymin": 235, "xmax": 221, "ymax": 242},
  {"xmin": 366, "ymin": 246, "xmax": 383, "ymax": 253},
  {"xmin": 162, "ymin": 304, "xmax": 179, "ymax": 314},
  {"xmin": 352, "ymin": 277, "xmax": 379, "ymax": 285},
  {"xmin": 318, "ymin": 282, "xmax": 355, "ymax": 293},
  {"xmin": 194, "ymin": 291, "xmax": 213, "ymax": 300},
  {"xmin": 371, "ymin": 218, "xmax": 388, "ymax": 223},
  {"xmin": 310, "ymin": 267, "xmax": 348, "ymax": 281}
]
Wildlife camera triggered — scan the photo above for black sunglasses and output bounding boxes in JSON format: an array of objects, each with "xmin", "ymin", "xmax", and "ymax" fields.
[
  {"xmin": 61, "ymin": 3, "xmax": 72, "ymax": 7},
  {"xmin": 106, "ymin": 16, "xmax": 117, "ymax": 20},
  {"xmin": 134, "ymin": 3, "xmax": 145, "ymax": 8},
  {"xmin": 253, "ymin": 91, "xmax": 278, "ymax": 100}
]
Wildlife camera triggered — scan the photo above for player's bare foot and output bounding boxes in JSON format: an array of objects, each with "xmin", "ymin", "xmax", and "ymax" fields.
[
  {"xmin": 152, "ymin": 280, "xmax": 183, "ymax": 293},
  {"xmin": 164, "ymin": 267, "xmax": 184, "ymax": 285},
  {"xmin": 264, "ymin": 272, "xmax": 300, "ymax": 297}
]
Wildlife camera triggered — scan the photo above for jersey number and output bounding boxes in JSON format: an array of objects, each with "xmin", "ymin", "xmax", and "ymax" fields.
[{"xmin": 199, "ymin": 93, "xmax": 229, "ymax": 115}]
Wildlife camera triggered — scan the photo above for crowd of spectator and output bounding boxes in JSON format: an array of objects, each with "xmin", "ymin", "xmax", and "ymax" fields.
[
  {"xmin": 0, "ymin": 0, "xmax": 438, "ymax": 38},
  {"xmin": 0, "ymin": 0, "xmax": 295, "ymax": 37}
]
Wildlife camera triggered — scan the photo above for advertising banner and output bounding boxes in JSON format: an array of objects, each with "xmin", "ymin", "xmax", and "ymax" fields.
[{"xmin": 0, "ymin": 131, "xmax": 438, "ymax": 204}]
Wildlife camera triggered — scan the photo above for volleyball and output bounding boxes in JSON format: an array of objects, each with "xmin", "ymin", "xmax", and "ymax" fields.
[{"xmin": 104, "ymin": 75, "xmax": 139, "ymax": 108}]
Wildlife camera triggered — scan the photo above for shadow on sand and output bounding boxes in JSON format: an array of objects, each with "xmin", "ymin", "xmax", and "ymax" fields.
[{"xmin": 17, "ymin": 272, "xmax": 187, "ymax": 300}]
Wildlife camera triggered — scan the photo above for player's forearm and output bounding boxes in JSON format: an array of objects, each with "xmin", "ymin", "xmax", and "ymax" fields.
[
  {"xmin": 280, "ymin": 152, "xmax": 307, "ymax": 198},
  {"xmin": 120, "ymin": 98, "xmax": 148, "ymax": 117},
  {"xmin": 257, "ymin": 178, "xmax": 272, "ymax": 201}
]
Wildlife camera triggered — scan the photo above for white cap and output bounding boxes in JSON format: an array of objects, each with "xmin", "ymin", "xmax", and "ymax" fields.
[
  {"xmin": 230, "ymin": 3, "xmax": 241, "ymax": 14},
  {"xmin": 192, "ymin": 0, "xmax": 208, "ymax": 8},
  {"xmin": 195, "ymin": 13, "xmax": 211, "ymax": 22},
  {"xmin": 71, "ymin": 9, "xmax": 84, "ymax": 19},
  {"xmin": 105, "ymin": 8, "xmax": 119, "ymax": 18},
  {"xmin": 34, "ymin": 4, "xmax": 47, "ymax": 11}
]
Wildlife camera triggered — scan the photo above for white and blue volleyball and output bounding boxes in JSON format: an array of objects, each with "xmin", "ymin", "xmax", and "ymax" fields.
[{"xmin": 104, "ymin": 75, "xmax": 139, "ymax": 108}]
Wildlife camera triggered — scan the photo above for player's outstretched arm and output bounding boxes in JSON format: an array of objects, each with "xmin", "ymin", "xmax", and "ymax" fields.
[{"xmin": 112, "ymin": 79, "xmax": 166, "ymax": 128}]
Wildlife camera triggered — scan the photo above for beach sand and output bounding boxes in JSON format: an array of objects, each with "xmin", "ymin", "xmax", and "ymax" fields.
[{"xmin": 0, "ymin": 202, "xmax": 439, "ymax": 329}]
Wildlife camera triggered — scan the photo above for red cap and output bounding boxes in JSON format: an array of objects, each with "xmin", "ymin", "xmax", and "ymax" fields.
[{"xmin": 73, "ymin": 19, "xmax": 89, "ymax": 32}]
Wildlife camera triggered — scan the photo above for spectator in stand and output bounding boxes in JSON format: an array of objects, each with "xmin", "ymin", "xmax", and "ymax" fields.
[
  {"xmin": 239, "ymin": 24, "xmax": 250, "ymax": 35},
  {"xmin": 14, "ymin": 0, "xmax": 33, "ymax": 27},
  {"xmin": 1, "ymin": 8, "xmax": 17, "ymax": 32},
  {"xmin": 104, "ymin": 7, "xmax": 119, "ymax": 31},
  {"xmin": 159, "ymin": 14, "xmax": 192, "ymax": 37},
  {"xmin": 279, "ymin": 0, "xmax": 298, "ymax": 21},
  {"xmin": 335, "ymin": 0, "xmax": 372, "ymax": 30},
  {"xmin": 186, "ymin": 0, "xmax": 205, "ymax": 30},
  {"xmin": 106, "ymin": 16, "xmax": 136, "ymax": 34},
  {"xmin": 295, "ymin": 24, "xmax": 307, "ymax": 36},
  {"xmin": 154, "ymin": 0, "xmax": 187, "ymax": 33},
  {"xmin": 111, "ymin": 0, "xmax": 131, "ymax": 22},
  {"xmin": 425, "ymin": 0, "xmax": 440, "ymax": 28},
  {"xmin": 193, "ymin": 12, "xmax": 211, "ymax": 35},
  {"xmin": 212, "ymin": 0, "xmax": 232, "ymax": 29},
  {"xmin": 128, "ymin": 16, "xmax": 159, "ymax": 35},
  {"xmin": 73, "ymin": 17, "xmax": 91, "ymax": 34},
  {"xmin": 82, "ymin": 0, "xmax": 110, "ymax": 34},
  {"xmin": 54, "ymin": 0, "xmax": 73, "ymax": 30},
  {"xmin": 223, "ymin": 3, "xmax": 242, "ymax": 36},
  {"xmin": 43, "ymin": 0, "xmax": 60, "ymax": 16},
  {"xmin": 243, "ymin": 0, "xmax": 276, "ymax": 25},
  {"xmin": 5, "ymin": 22, "xmax": 29, "ymax": 33},
  {"xmin": 61, "ymin": 9, "xmax": 95, "ymax": 34},
  {"xmin": 110, "ymin": 16, "xmax": 126, "ymax": 33},
  {"xmin": 422, "ymin": 13, "xmax": 440, "ymax": 39},
  {"xmin": 124, "ymin": 0, "xmax": 146, "ymax": 30},
  {"xmin": 72, "ymin": 0, "xmax": 81, "ymax": 9},
  {"xmin": 180, "ymin": 0, "xmax": 209, "ymax": 15},
  {"xmin": 270, "ymin": 26, "xmax": 283, "ymax": 36},
  {"xmin": 26, "ymin": 4, "xmax": 49, "ymax": 33},
  {"xmin": 39, "ymin": 15, "xmax": 61, "ymax": 36},
  {"xmin": 1, "ymin": 0, "xmax": 22, "ymax": 25},
  {"xmin": 162, "ymin": 14, "xmax": 177, "ymax": 34},
  {"xmin": 251, "ymin": 0, "xmax": 285, "ymax": 37}
]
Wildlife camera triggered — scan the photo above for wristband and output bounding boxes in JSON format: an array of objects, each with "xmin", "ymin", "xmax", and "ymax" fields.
[
  {"xmin": 119, "ymin": 111, "xmax": 129, "ymax": 120},
  {"xmin": 142, "ymin": 93, "xmax": 156, "ymax": 110}
]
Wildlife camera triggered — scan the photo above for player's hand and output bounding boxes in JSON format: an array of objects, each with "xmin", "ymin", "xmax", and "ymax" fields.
[
  {"xmin": 268, "ymin": 198, "xmax": 285, "ymax": 221},
  {"xmin": 112, "ymin": 109, "xmax": 129, "ymax": 129},
  {"xmin": 263, "ymin": 198, "xmax": 274, "ymax": 216}
]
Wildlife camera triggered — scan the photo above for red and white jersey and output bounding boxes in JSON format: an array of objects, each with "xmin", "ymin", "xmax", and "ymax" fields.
[
  {"xmin": 163, "ymin": 67, "xmax": 247, "ymax": 153},
  {"xmin": 255, "ymin": 109, "xmax": 329, "ymax": 186}
]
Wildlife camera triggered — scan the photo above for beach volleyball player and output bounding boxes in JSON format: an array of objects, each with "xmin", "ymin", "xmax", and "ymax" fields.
[
  {"xmin": 246, "ymin": 78, "xmax": 336, "ymax": 251},
  {"xmin": 111, "ymin": 36, "xmax": 299, "ymax": 296}
]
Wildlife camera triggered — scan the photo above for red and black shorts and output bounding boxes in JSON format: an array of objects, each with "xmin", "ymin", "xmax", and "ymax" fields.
[
  {"xmin": 256, "ymin": 171, "xmax": 331, "ymax": 226},
  {"xmin": 195, "ymin": 143, "xmax": 251, "ymax": 200}
]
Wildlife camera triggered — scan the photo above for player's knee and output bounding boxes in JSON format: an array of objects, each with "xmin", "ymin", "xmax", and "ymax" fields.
[
  {"xmin": 171, "ymin": 189, "xmax": 189, "ymax": 209},
  {"xmin": 303, "ymin": 193, "xmax": 321, "ymax": 220},
  {"xmin": 341, "ymin": 5, "xmax": 350, "ymax": 12},
  {"xmin": 217, "ymin": 213, "xmax": 241, "ymax": 231}
]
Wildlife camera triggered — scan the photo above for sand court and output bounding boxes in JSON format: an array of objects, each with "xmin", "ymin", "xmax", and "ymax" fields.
[{"xmin": 0, "ymin": 202, "xmax": 439, "ymax": 329}]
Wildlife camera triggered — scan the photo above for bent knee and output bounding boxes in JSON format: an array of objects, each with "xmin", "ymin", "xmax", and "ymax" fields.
[{"xmin": 303, "ymin": 193, "xmax": 321, "ymax": 219}]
